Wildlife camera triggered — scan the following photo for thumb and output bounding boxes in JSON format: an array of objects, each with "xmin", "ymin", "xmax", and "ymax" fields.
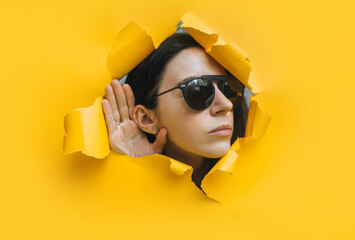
[{"xmin": 151, "ymin": 128, "xmax": 168, "ymax": 154}]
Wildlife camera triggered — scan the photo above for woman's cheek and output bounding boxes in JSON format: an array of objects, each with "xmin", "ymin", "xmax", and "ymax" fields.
[{"xmin": 176, "ymin": 119, "xmax": 204, "ymax": 148}]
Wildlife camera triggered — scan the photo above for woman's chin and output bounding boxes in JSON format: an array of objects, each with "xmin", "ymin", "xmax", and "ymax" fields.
[{"xmin": 202, "ymin": 145, "xmax": 231, "ymax": 158}]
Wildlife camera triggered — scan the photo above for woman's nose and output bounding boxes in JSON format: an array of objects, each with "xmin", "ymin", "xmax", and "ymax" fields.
[{"xmin": 210, "ymin": 82, "xmax": 233, "ymax": 115}]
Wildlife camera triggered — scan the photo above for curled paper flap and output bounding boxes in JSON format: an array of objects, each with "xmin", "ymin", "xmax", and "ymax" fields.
[
  {"xmin": 107, "ymin": 21, "xmax": 178, "ymax": 80},
  {"xmin": 201, "ymin": 96, "xmax": 271, "ymax": 200},
  {"xmin": 201, "ymin": 137, "xmax": 259, "ymax": 201},
  {"xmin": 142, "ymin": 21, "xmax": 181, "ymax": 49},
  {"xmin": 208, "ymin": 139, "xmax": 241, "ymax": 176},
  {"xmin": 181, "ymin": 12, "xmax": 252, "ymax": 90},
  {"xmin": 63, "ymin": 97, "xmax": 110, "ymax": 158},
  {"xmin": 169, "ymin": 159, "xmax": 193, "ymax": 176},
  {"xmin": 107, "ymin": 22, "xmax": 155, "ymax": 80},
  {"xmin": 245, "ymin": 95, "xmax": 272, "ymax": 138}
]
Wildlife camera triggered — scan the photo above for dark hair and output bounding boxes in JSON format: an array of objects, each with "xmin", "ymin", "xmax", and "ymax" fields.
[
  {"xmin": 125, "ymin": 33, "xmax": 202, "ymax": 109},
  {"xmin": 125, "ymin": 32, "xmax": 245, "ymax": 143}
]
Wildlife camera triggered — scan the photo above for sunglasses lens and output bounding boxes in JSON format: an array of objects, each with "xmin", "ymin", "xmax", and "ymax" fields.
[
  {"xmin": 186, "ymin": 78, "xmax": 214, "ymax": 110},
  {"xmin": 218, "ymin": 78, "xmax": 244, "ymax": 108}
]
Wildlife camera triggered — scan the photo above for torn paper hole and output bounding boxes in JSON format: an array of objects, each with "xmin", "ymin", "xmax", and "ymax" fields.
[{"xmin": 62, "ymin": 12, "xmax": 271, "ymax": 201}]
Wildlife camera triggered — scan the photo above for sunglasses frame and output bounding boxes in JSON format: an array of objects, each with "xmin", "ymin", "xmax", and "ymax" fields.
[{"xmin": 145, "ymin": 74, "xmax": 245, "ymax": 111}]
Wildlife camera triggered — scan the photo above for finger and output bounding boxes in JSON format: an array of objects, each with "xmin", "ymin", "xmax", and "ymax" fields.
[
  {"xmin": 111, "ymin": 79, "xmax": 130, "ymax": 121},
  {"xmin": 152, "ymin": 128, "xmax": 168, "ymax": 154},
  {"xmin": 122, "ymin": 84, "xmax": 135, "ymax": 119},
  {"xmin": 102, "ymin": 99, "xmax": 116, "ymax": 134},
  {"xmin": 105, "ymin": 84, "xmax": 121, "ymax": 123}
]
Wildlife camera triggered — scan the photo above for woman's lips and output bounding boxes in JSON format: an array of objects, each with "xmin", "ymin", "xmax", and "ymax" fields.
[{"xmin": 208, "ymin": 124, "xmax": 233, "ymax": 136}]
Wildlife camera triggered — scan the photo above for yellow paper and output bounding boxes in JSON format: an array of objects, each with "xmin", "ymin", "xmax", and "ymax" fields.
[
  {"xmin": 107, "ymin": 21, "xmax": 155, "ymax": 80},
  {"xmin": 245, "ymin": 94, "xmax": 272, "ymax": 138},
  {"xmin": 63, "ymin": 96, "xmax": 110, "ymax": 158},
  {"xmin": 3, "ymin": 0, "xmax": 354, "ymax": 238},
  {"xmin": 62, "ymin": 12, "xmax": 271, "ymax": 201}
]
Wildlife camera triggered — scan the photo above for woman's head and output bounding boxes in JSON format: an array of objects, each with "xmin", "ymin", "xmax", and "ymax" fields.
[{"xmin": 125, "ymin": 33, "xmax": 245, "ymax": 160}]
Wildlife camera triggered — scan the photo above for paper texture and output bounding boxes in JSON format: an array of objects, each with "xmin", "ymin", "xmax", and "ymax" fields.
[
  {"xmin": 3, "ymin": 0, "xmax": 353, "ymax": 238},
  {"xmin": 63, "ymin": 96, "xmax": 110, "ymax": 158},
  {"xmin": 62, "ymin": 12, "xmax": 271, "ymax": 201}
]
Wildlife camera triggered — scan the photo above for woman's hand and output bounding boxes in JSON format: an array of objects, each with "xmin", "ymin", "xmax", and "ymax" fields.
[{"xmin": 102, "ymin": 79, "xmax": 167, "ymax": 157}]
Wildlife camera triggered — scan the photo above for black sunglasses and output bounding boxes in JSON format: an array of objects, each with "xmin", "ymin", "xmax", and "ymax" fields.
[{"xmin": 145, "ymin": 75, "xmax": 245, "ymax": 111}]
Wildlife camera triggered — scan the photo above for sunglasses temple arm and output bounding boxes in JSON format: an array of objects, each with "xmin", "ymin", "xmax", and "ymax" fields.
[
  {"xmin": 157, "ymin": 86, "xmax": 180, "ymax": 97},
  {"xmin": 146, "ymin": 86, "xmax": 180, "ymax": 102}
]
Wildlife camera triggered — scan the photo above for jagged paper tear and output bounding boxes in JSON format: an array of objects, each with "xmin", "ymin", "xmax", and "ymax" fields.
[
  {"xmin": 63, "ymin": 97, "xmax": 110, "ymax": 158},
  {"xmin": 62, "ymin": 12, "xmax": 271, "ymax": 201}
]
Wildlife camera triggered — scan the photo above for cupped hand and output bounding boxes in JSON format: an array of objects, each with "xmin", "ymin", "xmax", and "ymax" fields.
[{"xmin": 102, "ymin": 79, "xmax": 167, "ymax": 157}]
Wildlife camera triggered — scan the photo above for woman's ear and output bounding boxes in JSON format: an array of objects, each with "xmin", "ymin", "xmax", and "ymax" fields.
[{"xmin": 132, "ymin": 105, "xmax": 159, "ymax": 134}]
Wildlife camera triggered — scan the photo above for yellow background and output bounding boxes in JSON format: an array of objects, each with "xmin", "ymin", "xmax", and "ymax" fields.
[{"xmin": 1, "ymin": 0, "xmax": 355, "ymax": 239}]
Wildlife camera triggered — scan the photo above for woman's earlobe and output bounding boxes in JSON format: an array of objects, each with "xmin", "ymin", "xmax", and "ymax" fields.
[{"xmin": 132, "ymin": 105, "xmax": 158, "ymax": 134}]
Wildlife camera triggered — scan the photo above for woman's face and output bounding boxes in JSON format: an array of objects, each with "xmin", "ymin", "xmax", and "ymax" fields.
[{"xmin": 154, "ymin": 47, "xmax": 234, "ymax": 159}]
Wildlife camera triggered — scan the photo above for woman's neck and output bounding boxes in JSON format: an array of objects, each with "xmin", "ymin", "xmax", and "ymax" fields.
[
  {"xmin": 163, "ymin": 141, "xmax": 206, "ymax": 171},
  {"xmin": 163, "ymin": 141, "xmax": 213, "ymax": 189}
]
